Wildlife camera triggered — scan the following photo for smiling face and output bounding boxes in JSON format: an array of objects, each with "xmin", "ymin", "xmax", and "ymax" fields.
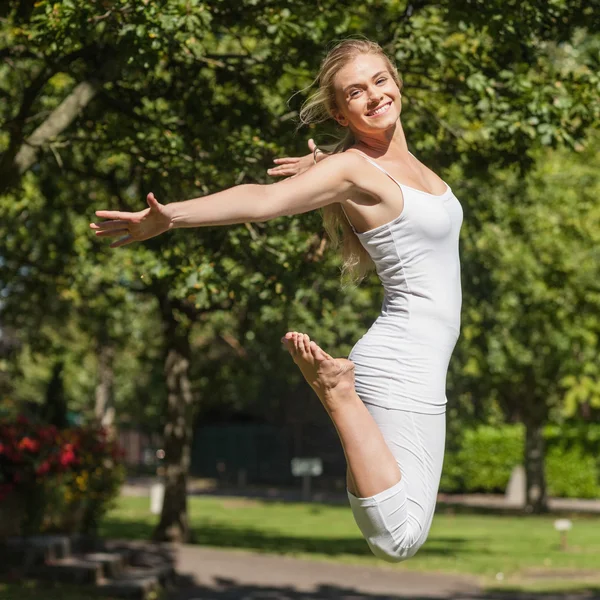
[{"xmin": 332, "ymin": 53, "xmax": 402, "ymax": 136}]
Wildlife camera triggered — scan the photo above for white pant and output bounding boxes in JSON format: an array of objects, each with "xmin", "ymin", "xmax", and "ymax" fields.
[{"xmin": 347, "ymin": 406, "xmax": 446, "ymax": 562}]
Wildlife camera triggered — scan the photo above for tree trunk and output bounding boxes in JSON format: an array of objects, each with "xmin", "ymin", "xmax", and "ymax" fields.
[
  {"xmin": 153, "ymin": 302, "xmax": 196, "ymax": 542},
  {"xmin": 43, "ymin": 360, "xmax": 68, "ymax": 429},
  {"xmin": 94, "ymin": 343, "xmax": 115, "ymax": 428},
  {"xmin": 523, "ymin": 413, "xmax": 548, "ymax": 513}
]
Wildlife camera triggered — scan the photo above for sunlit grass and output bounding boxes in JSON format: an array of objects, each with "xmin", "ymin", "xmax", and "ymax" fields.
[{"xmin": 100, "ymin": 495, "xmax": 600, "ymax": 590}]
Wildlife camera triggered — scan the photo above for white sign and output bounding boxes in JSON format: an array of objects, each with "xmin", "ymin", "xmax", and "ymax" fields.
[
  {"xmin": 291, "ymin": 457, "xmax": 323, "ymax": 477},
  {"xmin": 554, "ymin": 519, "xmax": 572, "ymax": 532}
]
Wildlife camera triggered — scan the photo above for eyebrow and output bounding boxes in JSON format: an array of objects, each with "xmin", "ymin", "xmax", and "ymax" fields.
[{"xmin": 343, "ymin": 71, "xmax": 388, "ymax": 93}]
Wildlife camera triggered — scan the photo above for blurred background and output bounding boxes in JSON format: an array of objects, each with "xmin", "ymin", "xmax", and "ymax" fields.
[{"xmin": 1, "ymin": 1, "xmax": 599, "ymax": 599}]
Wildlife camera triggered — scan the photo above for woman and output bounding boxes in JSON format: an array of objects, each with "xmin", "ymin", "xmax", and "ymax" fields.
[{"xmin": 91, "ymin": 39, "xmax": 462, "ymax": 562}]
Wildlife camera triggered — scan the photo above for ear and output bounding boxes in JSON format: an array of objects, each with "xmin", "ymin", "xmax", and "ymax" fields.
[{"xmin": 333, "ymin": 111, "xmax": 348, "ymax": 127}]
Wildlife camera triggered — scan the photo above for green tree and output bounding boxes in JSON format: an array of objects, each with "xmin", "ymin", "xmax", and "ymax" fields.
[
  {"xmin": 2, "ymin": 0, "xmax": 599, "ymax": 535},
  {"xmin": 453, "ymin": 140, "xmax": 600, "ymax": 511}
]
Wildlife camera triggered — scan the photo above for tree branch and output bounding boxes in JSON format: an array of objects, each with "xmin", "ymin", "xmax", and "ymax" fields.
[{"xmin": 13, "ymin": 79, "xmax": 101, "ymax": 175}]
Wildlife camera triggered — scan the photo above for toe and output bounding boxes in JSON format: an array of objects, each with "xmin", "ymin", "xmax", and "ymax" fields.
[
  {"xmin": 310, "ymin": 340, "xmax": 333, "ymax": 361},
  {"xmin": 284, "ymin": 332, "xmax": 298, "ymax": 355},
  {"xmin": 300, "ymin": 333, "xmax": 312, "ymax": 359}
]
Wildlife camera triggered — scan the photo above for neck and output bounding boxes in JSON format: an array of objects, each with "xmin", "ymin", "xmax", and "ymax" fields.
[{"xmin": 352, "ymin": 120, "xmax": 409, "ymax": 157}]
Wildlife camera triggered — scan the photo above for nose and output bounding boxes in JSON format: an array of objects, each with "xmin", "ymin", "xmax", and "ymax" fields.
[{"xmin": 367, "ymin": 85, "xmax": 383, "ymax": 104}]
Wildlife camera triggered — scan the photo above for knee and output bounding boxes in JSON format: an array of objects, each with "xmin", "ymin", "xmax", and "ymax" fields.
[
  {"xmin": 367, "ymin": 526, "xmax": 429, "ymax": 563},
  {"xmin": 367, "ymin": 533, "xmax": 425, "ymax": 563}
]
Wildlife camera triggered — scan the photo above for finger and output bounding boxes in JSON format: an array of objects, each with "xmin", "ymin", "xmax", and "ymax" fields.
[
  {"xmin": 268, "ymin": 164, "xmax": 297, "ymax": 172},
  {"xmin": 95, "ymin": 210, "xmax": 136, "ymax": 220},
  {"xmin": 273, "ymin": 158, "xmax": 300, "ymax": 164},
  {"xmin": 308, "ymin": 138, "xmax": 316, "ymax": 152},
  {"xmin": 90, "ymin": 220, "xmax": 130, "ymax": 230},
  {"xmin": 268, "ymin": 167, "xmax": 297, "ymax": 174},
  {"xmin": 292, "ymin": 332, "xmax": 301, "ymax": 353},
  {"xmin": 147, "ymin": 192, "xmax": 160, "ymax": 210},
  {"xmin": 109, "ymin": 235, "xmax": 134, "ymax": 248},
  {"xmin": 94, "ymin": 228, "xmax": 129, "ymax": 238},
  {"xmin": 267, "ymin": 169, "xmax": 295, "ymax": 178}
]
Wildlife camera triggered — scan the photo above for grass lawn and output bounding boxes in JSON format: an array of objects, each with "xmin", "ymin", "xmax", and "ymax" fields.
[{"xmin": 100, "ymin": 496, "xmax": 600, "ymax": 592}]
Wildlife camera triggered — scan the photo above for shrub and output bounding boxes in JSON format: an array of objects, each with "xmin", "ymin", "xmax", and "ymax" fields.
[
  {"xmin": 458, "ymin": 424, "xmax": 524, "ymax": 493},
  {"xmin": 0, "ymin": 416, "xmax": 125, "ymax": 535},
  {"xmin": 440, "ymin": 423, "xmax": 600, "ymax": 498},
  {"xmin": 546, "ymin": 445, "xmax": 600, "ymax": 499}
]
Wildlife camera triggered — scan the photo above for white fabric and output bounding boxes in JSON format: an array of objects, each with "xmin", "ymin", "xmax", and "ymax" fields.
[
  {"xmin": 342, "ymin": 151, "xmax": 462, "ymax": 561},
  {"xmin": 347, "ymin": 406, "xmax": 446, "ymax": 562},
  {"xmin": 347, "ymin": 151, "xmax": 463, "ymax": 414}
]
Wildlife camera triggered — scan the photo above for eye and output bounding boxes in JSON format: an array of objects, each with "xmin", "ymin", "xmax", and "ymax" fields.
[
  {"xmin": 376, "ymin": 77, "xmax": 387, "ymax": 84},
  {"xmin": 349, "ymin": 89, "xmax": 361, "ymax": 98}
]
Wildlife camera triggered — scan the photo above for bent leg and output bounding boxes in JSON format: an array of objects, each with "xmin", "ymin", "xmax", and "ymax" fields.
[
  {"xmin": 282, "ymin": 331, "xmax": 401, "ymax": 498},
  {"xmin": 283, "ymin": 331, "xmax": 445, "ymax": 562},
  {"xmin": 347, "ymin": 407, "xmax": 446, "ymax": 562}
]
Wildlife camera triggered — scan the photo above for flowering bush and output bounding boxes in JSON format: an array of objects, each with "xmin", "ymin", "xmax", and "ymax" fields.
[{"xmin": 0, "ymin": 416, "xmax": 125, "ymax": 535}]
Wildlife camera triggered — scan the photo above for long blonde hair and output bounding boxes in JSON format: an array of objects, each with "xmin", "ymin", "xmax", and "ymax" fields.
[{"xmin": 299, "ymin": 39, "xmax": 403, "ymax": 284}]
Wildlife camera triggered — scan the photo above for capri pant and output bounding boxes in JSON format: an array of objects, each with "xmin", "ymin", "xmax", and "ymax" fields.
[{"xmin": 347, "ymin": 405, "xmax": 446, "ymax": 563}]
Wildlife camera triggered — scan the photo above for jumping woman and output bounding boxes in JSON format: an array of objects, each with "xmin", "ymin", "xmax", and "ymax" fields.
[{"xmin": 90, "ymin": 39, "xmax": 462, "ymax": 562}]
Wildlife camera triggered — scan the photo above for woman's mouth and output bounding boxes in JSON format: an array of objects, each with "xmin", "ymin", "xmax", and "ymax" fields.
[{"xmin": 366, "ymin": 101, "xmax": 392, "ymax": 117}]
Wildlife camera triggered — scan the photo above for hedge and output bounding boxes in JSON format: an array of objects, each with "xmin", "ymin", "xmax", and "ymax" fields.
[{"xmin": 440, "ymin": 423, "xmax": 600, "ymax": 498}]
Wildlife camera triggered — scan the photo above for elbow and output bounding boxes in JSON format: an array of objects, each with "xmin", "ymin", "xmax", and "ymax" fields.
[{"xmin": 253, "ymin": 187, "xmax": 287, "ymax": 222}]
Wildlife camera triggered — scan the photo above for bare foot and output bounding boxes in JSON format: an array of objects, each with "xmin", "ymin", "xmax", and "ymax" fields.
[{"xmin": 282, "ymin": 331, "xmax": 356, "ymax": 405}]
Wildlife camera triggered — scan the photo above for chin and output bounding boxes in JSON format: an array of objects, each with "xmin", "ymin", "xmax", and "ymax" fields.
[{"xmin": 362, "ymin": 113, "xmax": 398, "ymax": 130}]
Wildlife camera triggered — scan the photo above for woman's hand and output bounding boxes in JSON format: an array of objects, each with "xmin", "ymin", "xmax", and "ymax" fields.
[
  {"xmin": 90, "ymin": 192, "xmax": 171, "ymax": 248},
  {"xmin": 267, "ymin": 138, "xmax": 322, "ymax": 179}
]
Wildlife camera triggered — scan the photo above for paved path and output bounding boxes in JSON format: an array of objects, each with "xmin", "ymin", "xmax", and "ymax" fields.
[
  {"xmin": 168, "ymin": 545, "xmax": 600, "ymax": 600},
  {"xmin": 170, "ymin": 545, "xmax": 478, "ymax": 599}
]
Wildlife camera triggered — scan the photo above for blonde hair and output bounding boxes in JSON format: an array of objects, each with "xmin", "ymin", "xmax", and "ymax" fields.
[{"xmin": 299, "ymin": 38, "xmax": 403, "ymax": 284}]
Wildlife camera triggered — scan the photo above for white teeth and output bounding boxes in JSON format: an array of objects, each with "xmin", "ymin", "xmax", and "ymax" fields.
[{"xmin": 368, "ymin": 102, "xmax": 391, "ymax": 116}]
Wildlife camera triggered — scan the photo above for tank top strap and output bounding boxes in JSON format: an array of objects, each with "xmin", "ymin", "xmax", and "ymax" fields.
[
  {"xmin": 340, "ymin": 149, "xmax": 404, "ymax": 234},
  {"xmin": 339, "ymin": 203, "xmax": 357, "ymax": 233},
  {"xmin": 347, "ymin": 149, "xmax": 402, "ymax": 188}
]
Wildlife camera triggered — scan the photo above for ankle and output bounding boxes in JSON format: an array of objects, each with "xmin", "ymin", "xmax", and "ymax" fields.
[{"xmin": 321, "ymin": 385, "xmax": 362, "ymax": 413}]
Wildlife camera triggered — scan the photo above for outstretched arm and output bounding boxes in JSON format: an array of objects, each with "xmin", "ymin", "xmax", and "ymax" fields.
[{"xmin": 91, "ymin": 152, "xmax": 357, "ymax": 248}]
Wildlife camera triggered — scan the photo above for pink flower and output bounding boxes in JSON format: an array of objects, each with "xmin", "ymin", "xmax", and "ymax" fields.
[{"xmin": 59, "ymin": 444, "xmax": 76, "ymax": 467}]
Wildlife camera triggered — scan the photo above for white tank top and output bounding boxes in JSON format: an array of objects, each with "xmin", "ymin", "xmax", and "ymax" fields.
[{"xmin": 344, "ymin": 150, "xmax": 463, "ymax": 414}]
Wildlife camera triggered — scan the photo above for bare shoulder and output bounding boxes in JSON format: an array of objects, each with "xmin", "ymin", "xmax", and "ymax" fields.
[
  {"xmin": 335, "ymin": 150, "xmax": 369, "ymax": 173},
  {"xmin": 316, "ymin": 150, "xmax": 370, "ymax": 183}
]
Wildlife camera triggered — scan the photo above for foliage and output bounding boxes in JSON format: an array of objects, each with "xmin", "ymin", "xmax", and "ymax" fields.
[
  {"xmin": 443, "ymin": 424, "xmax": 523, "ymax": 493},
  {"xmin": 546, "ymin": 446, "xmax": 600, "ymax": 500},
  {"xmin": 440, "ymin": 423, "xmax": 600, "ymax": 498},
  {"xmin": 0, "ymin": 416, "xmax": 125, "ymax": 534},
  {"xmin": 1, "ymin": 0, "xmax": 599, "ymax": 529}
]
